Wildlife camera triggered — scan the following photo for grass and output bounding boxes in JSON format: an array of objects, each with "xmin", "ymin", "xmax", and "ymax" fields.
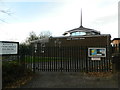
[{"xmin": 23, "ymin": 56, "xmax": 69, "ymax": 63}]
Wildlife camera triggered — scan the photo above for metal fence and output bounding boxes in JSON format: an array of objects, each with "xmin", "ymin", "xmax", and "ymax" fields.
[
  {"xmin": 2, "ymin": 55, "xmax": 20, "ymax": 63},
  {"xmin": 112, "ymin": 44, "xmax": 120, "ymax": 53},
  {"xmin": 21, "ymin": 45, "xmax": 112, "ymax": 72}
]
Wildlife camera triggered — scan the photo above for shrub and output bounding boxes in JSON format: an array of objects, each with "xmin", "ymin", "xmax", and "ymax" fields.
[{"xmin": 2, "ymin": 61, "xmax": 31, "ymax": 88}]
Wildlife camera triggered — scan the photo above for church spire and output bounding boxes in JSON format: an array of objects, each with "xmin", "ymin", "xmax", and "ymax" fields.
[{"xmin": 80, "ymin": 9, "xmax": 83, "ymax": 28}]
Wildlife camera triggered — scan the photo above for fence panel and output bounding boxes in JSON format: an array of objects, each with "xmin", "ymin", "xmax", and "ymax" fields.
[{"xmin": 21, "ymin": 45, "xmax": 112, "ymax": 72}]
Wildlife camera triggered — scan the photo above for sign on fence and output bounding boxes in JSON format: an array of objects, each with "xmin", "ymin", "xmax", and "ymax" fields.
[
  {"xmin": 0, "ymin": 41, "xmax": 19, "ymax": 55},
  {"xmin": 88, "ymin": 48, "xmax": 106, "ymax": 57},
  {"xmin": 91, "ymin": 57, "xmax": 101, "ymax": 60}
]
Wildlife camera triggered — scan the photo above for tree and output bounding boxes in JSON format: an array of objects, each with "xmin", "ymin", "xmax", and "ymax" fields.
[
  {"xmin": 25, "ymin": 31, "xmax": 39, "ymax": 44},
  {"xmin": 19, "ymin": 43, "xmax": 33, "ymax": 55},
  {"xmin": 25, "ymin": 31, "xmax": 52, "ymax": 44},
  {"xmin": 39, "ymin": 31, "xmax": 52, "ymax": 39}
]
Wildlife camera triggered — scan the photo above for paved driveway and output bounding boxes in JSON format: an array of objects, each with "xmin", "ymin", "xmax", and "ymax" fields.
[{"xmin": 20, "ymin": 72, "xmax": 118, "ymax": 88}]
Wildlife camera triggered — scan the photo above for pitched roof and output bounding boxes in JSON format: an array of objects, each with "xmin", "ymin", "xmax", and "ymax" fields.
[
  {"xmin": 112, "ymin": 38, "xmax": 120, "ymax": 40},
  {"xmin": 63, "ymin": 26, "xmax": 100, "ymax": 36}
]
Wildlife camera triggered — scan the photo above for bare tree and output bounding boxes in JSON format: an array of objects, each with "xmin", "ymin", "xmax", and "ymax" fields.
[
  {"xmin": 39, "ymin": 31, "xmax": 52, "ymax": 39},
  {"xmin": 0, "ymin": 1, "xmax": 12, "ymax": 23},
  {"xmin": 25, "ymin": 31, "xmax": 52, "ymax": 44}
]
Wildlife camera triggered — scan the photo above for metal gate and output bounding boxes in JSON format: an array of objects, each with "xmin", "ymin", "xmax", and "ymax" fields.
[
  {"xmin": 22, "ymin": 45, "xmax": 112, "ymax": 72},
  {"xmin": 34, "ymin": 46, "xmax": 88, "ymax": 72}
]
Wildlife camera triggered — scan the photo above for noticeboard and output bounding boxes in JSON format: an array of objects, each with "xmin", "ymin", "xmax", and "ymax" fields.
[
  {"xmin": 0, "ymin": 41, "xmax": 19, "ymax": 55},
  {"xmin": 88, "ymin": 48, "xmax": 106, "ymax": 57}
]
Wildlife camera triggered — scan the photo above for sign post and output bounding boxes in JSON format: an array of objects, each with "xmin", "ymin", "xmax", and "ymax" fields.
[{"xmin": 0, "ymin": 41, "xmax": 19, "ymax": 90}]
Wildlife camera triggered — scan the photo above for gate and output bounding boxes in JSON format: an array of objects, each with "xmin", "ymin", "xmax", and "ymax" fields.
[
  {"xmin": 22, "ymin": 45, "xmax": 112, "ymax": 72},
  {"xmin": 34, "ymin": 46, "xmax": 88, "ymax": 72}
]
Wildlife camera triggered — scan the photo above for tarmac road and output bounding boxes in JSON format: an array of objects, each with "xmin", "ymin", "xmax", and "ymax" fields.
[{"xmin": 20, "ymin": 72, "xmax": 118, "ymax": 88}]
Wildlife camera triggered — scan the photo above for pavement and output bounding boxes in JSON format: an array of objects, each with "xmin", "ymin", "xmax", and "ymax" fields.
[{"xmin": 20, "ymin": 72, "xmax": 119, "ymax": 88}]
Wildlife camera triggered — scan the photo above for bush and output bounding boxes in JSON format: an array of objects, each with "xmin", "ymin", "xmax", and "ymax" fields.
[{"xmin": 2, "ymin": 61, "xmax": 32, "ymax": 88}]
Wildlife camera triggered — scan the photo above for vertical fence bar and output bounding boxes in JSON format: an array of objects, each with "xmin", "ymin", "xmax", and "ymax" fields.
[
  {"xmin": 88, "ymin": 57, "xmax": 90, "ymax": 72},
  {"xmin": 56, "ymin": 46, "xmax": 58, "ymax": 72},
  {"xmin": 70, "ymin": 46, "xmax": 72, "ymax": 72},
  {"xmin": 67, "ymin": 47, "xmax": 69, "ymax": 72},
  {"xmin": 79, "ymin": 47, "xmax": 82, "ymax": 72},
  {"xmin": 76, "ymin": 46, "xmax": 79, "ymax": 72},
  {"xmin": 53, "ymin": 47, "xmax": 55, "ymax": 72},
  {"xmin": 38, "ymin": 47, "xmax": 40, "ymax": 71},
  {"xmin": 64, "ymin": 47, "xmax": 67, "ymax": 72},
  {"xmin": 95, "ymin": 60, "xmax": 98, "ymax": 72},
  {"xmin": 67, "ymin": 47, "xmax": 70, "ymax": 72},
  {"xmin": 70, "ymin": 46, "xmax": 73, "ymax": 72},
  {"xmin": 97, "ymin": 61, "xmax": 100, "ymax": 72},
  {"xmin": 52, "ymin": 47, "xmax": 54, "ymax": 72},
  {"xmin": 47, "ymin": 47, "xmax": 50, "ymax": 72},
  {"xmin": 103, "ymin": 57, "xmax": 105, "ymax": 72},
  {"xmin": 54, "ymin": 47, "xmax": 56, "ymax": 72},
  {"xmin": 49, "ymin": 47, "xmax": 51, "ymax": 72},
  {"xmin": 85, "ymin": 47, "xmax": 88, "ymax": 73},
  {"xmin": 106, "ymin": 57, "xmax": 109, "ymax": 72},
  {"xmin": 60, "ymin": 47, "xmax": 62, "ymax": 72},
  {"xmin": 43, "ymin": 48, "xmax": 45, "ymax": 72},
  {"xmin": 61, "ymin": 47, "xmax": 64, "ymax": 72},
  {"xmin": 101, "ymin": 60, "xmax": 104, "ymax": 72},
  {"xmin": 72, "ymin": 46, "xmax": 73, "ymax": 72},
  {"xmin": 33, "ymin": 51, "xmax": 35, "ymax": 73},
  {"xmin": 74, "ymin": 47, "xmax": 76, "ymax": 72},
  {"xmin": 30, "ymin": 53, "xmax": 32, "ymax": 71},
  {"xmin": 72, "ymin": 46, "xmax": 74, "ymax": 72},
  {"xmin": 78, "ymin": 47, "xmax": 80, "ymax": 72}
]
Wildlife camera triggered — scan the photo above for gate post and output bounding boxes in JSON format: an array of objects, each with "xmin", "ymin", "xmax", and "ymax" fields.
[
  {"xmin": 20, "ymin": 45, "xmax": 26, "ymax": 70},
  {"xmin": 112, "ymin": 53, "xmax": 120, "ymax": 73},
  {"xmin": 33, "ymin": 52, "xmax": 35, "ymax": 73},
  {"xmin": 86, "ymin": 47, "xmax": 88, "ymax": 73}
]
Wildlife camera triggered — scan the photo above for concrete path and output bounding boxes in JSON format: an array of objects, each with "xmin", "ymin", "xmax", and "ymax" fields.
[{"xmin": 20, "ymin": 72, "xmax": 118, "ymax": 88}]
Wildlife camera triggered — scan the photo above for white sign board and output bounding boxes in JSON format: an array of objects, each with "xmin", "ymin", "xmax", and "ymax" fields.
[
  {"xmin": 91, "ymin": 57, "xmax": 101, "ymax": 60},
  {"xmin": 0, "ymin": 42, "xmax": 18, "ymax": 55}
]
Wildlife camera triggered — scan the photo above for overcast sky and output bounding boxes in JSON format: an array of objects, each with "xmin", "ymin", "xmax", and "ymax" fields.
[{"xmin": 0, "ymin": 0, "xmax": 119, "ymax": 43}]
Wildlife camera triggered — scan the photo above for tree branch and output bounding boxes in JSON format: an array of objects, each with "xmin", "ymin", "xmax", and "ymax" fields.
[{"xmin": 0, "ymin": 9, "xmax": 12, "ymax": 16}]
